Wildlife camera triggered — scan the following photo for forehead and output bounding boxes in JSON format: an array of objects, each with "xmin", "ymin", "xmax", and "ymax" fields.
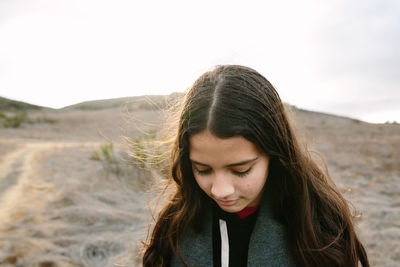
[{"xmin": 189, "ymin": 129, "xmax": 261, "ymax": 163}]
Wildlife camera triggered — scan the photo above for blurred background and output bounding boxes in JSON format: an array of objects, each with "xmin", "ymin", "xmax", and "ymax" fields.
[{"xmin": 0, "ymin": 1, "xmax": 399, "ymax": 267}]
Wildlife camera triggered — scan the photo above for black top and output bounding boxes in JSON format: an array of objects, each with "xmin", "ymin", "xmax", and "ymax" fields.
[{"xmin": 212, "ymin": 204, "xmax": 259, "ymax": 267}]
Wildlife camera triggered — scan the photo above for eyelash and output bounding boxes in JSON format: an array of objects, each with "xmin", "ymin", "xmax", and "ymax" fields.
[
  {"xmin": 232, "ymin": 168, "xmax": 252, "ymax": 177},
  {"xmin": 193, "ymin": 167, "xmax": 252, "ymax": 177},
  {"xmin": 194, "ymin": 168, "xmax": 212, "ymax": 175}
]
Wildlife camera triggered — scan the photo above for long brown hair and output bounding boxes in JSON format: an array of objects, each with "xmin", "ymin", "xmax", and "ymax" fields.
[{"xmin": 142, "ymin": 65, "xmax": 369, "ymax": 266}]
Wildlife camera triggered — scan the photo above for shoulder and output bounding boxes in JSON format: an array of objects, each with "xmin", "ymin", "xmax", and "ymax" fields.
[
  {"xmin": 248, "ymin": 193, "xmax": 297, "ymax": 266},
  {"xmin": 170, "ymin": 206, "xmax": 214, "ymax": 267}
]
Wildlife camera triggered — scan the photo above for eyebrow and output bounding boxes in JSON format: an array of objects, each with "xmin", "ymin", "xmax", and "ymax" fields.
[{"xmin": 190, "ymin": 157, "xmax": 258, "ymax": 167}]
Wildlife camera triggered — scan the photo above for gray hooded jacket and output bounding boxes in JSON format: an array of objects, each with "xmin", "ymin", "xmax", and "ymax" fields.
[{"xmin": 170, "ymin": 193, "xmax": 297, "ymax": 267}]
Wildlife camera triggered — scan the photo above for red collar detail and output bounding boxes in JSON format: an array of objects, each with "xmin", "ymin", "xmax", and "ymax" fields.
[{"xmin": 236, "ymin": 206, "xmax": 259, "ymax": 219}]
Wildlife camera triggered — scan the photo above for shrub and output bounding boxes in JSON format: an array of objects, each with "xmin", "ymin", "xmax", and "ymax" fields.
[
  {"xmin": 90, "ymin": 151, "xmax": 101, "ymax": 161},
  {"xmin": 2, "ymin": 111, "xmax": 28, "ymax": 128},
  {"xmin": 0, "ymin": 111, "xmax": 58, "ymax": 127},
  {"xmin": 36, "ymin": 116, "xmax": 58, "ymax": 124},
  {"xmin": 101, "ymin": 142, "xmax": 115, "ymax": 162},
  {"xmin": 91, "ymin": 142, "xmax": 121, "ymax": 176}
]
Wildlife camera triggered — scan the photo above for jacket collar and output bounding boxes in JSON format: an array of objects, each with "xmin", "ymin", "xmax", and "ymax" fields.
[{"xmin": 171, "ymin": 191, "xmax": 296, "ymax": 266}]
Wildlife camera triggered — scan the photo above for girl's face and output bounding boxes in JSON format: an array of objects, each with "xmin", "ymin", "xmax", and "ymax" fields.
[{"xmin": 189, "ymin": 129, "xmax": 270, "ymax": 213}]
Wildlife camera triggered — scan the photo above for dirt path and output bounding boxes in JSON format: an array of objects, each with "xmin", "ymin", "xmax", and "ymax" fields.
[
  {"xmin": 0, "ymin": 138, "xmax": 102, "ymax": 203},
  {"xmin": 0, "ymin": 137, "xmax": 150, "ymax": 267}
]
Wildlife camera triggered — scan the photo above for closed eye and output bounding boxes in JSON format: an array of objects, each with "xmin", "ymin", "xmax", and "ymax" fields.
[
  {"xmin": 232, "ymin": 167, "xmax": 252, "ymax": 177},
  {"xmin": 193, "ymin": 167, "xmax": 212, "ymax": 175}
]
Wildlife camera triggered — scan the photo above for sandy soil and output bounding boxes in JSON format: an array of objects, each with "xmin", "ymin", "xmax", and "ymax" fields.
[
  {"xmin": 0, "ymin": 105, "xmax": 399, "ymax": 266},
  {"xmin": 299, "ymin": 111, "xmax": 400, "ymax": 266}
]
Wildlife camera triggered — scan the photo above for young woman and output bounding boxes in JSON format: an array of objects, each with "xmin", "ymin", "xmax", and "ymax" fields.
[{"xmin": 142, "ymin": 65, "xmax": 369, "ymax": 266}]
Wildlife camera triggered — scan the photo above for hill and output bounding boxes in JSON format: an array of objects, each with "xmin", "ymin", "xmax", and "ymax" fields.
[
  {"xmin": 62, "ymin": 93, "xmax": 183, "ymax": 111},
  {"xmin": 0, "ymin": 96, "xmax": 48, "ymax": 111}
]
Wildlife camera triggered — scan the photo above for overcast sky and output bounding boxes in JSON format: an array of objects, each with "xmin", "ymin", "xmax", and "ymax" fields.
[{"xmin": 0, "ymin": 0, "xmax": 399, "ymax": 123}]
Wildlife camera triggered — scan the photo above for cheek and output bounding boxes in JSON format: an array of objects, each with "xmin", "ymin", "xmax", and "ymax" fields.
[{"xmin": 244, "ymin": 171, "xmax": 268, "ymax": 194}]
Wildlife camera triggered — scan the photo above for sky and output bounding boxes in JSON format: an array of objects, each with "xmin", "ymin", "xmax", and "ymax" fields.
[{"xmin": 0, "ymin": 0, "xmax": 399, "ymax": 123}]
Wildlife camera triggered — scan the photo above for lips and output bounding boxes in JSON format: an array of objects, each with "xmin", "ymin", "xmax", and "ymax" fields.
[{"xmin": 216, "ymin": 199, "xmax": 239, "ymax": 206}]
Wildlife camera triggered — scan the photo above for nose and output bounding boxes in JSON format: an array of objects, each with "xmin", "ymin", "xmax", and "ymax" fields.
[{"xmin": 210, "ymin": 173, "xmax": 235, "ymax": 200}]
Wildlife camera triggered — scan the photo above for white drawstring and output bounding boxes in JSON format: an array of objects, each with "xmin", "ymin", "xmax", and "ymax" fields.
[{"xmin": 219, "ymin": 219, "xmax": 229, "ymax": 267}]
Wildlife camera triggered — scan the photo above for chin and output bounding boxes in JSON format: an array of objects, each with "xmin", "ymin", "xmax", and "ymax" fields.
[{"xmin": 218, "ymin": 203, "xmax": 243, "ymax": 213}]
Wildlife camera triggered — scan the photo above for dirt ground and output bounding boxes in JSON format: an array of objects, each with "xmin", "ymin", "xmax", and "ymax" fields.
[{"xmin": 0, "ymin": 104, "xmax": 399, "ymax": 266}]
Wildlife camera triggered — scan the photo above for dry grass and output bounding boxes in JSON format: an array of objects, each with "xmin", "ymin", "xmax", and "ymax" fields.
[{"xmin": 0, "ymin": 102, "xmax": 398, "ymax": 266}]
